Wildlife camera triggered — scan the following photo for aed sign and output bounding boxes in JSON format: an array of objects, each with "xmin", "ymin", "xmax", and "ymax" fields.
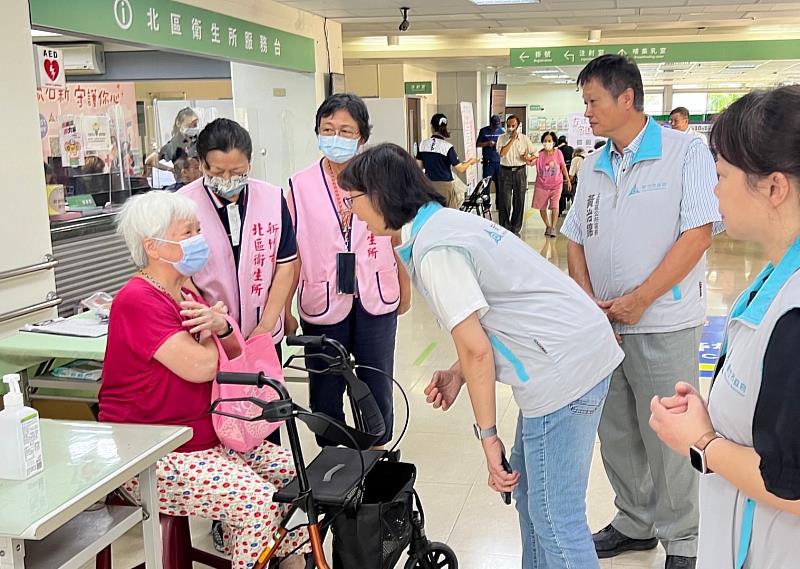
[{"xmin": 34, "ymin": 45, "xmax": 66, "ymax": 90}]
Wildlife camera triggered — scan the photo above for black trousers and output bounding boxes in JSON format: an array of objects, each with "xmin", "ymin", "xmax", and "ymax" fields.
[{"xmin": 497, "ymin": 166, "xmax": 528, "ymax": 233}]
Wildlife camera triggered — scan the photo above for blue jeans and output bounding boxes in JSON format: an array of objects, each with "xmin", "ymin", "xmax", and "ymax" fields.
[{"xmin": 510, "ymin": 377, "xmax": 610, "ymax": 569}]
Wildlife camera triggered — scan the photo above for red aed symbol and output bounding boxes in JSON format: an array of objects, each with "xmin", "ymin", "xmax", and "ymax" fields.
[{"xmin": 44, "ymin": 59, "xmax": 60, "ymax": 82}]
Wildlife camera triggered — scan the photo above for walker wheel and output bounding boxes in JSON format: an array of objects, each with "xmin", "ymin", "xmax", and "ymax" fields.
[{"xmin": 404, "ymin": 542, "xmax": 458, "ymax": 569}]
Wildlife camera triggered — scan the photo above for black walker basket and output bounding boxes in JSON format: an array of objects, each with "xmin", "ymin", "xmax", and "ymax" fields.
[{"xmin": 332, "ymin": 461, "xmax": 416, "ymax": 569}]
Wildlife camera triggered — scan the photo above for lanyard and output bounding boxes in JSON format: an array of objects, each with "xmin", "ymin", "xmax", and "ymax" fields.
[{"xmin": 325, "ymin": 161, "xmax": 353, "ymax": 250}]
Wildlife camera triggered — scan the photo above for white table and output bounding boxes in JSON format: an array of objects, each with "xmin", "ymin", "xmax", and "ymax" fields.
[{"xmin": 0, "ymin": 420, "xmax": 191, "ymax": 569}]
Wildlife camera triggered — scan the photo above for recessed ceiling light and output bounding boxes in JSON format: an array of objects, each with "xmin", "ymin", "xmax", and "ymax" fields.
[
  {"xmin": 470, "ymin": 0, "xmax": 539, "ymax": 4},
  {"xmin": 588, "ymin": 30, "xmax": 601, "ymax": 43}
]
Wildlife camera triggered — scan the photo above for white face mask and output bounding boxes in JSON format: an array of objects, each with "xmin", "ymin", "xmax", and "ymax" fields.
[
  {"xmin": 543, "ymin": 142, "xmax": 555, "ymax": 151},
  {"xmin": 181, "ymin": 126, "xmax": 200, "ymax": 137}
]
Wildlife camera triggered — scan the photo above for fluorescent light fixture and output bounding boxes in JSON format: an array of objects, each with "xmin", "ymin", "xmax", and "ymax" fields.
[
  {"xmin": 588, "ymin": 30, "xmax": 602, "ymax": 43},
  {"xmin": 674, "ymin": 83, "xmax": 703, "ymax": 89},
  {"xmin": 725, "ymin": 63, "xmax": 758, "ymax": 70},
  {"xmin": 31, "ymin": 29, "xmax": 61, "ymax": 37},
  {"xmin": 470, "ymin": 0, "xmax": 538, "ymax": 4},
  {"xmin": 531, "ymin": 68, "xmax": 561, "ymax": 75},
  {"xmin": 387, "ymin": 35, "xmax": 400, "ymax": 46}
]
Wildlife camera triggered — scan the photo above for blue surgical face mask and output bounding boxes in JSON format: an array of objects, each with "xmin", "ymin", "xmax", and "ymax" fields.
[
  {"xmin": 204, "ymin": 174, "xmax": 248, "ymax": 200},
  {"xmin": 155, "ymin": 234, "xmax": 210, "ymax": 276},
  {"xmin": 319, "ymin": 135, "xmax": 359, "ymax": 164}
]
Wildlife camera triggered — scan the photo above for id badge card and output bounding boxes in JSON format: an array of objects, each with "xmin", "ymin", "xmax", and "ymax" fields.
[
  {"xmin": 336, "ymin": 252, "xmax": 356, "ymax": 295},
  {"xmin": 227, "ymin": 203, "xmax": 241, "ymax": 247}
]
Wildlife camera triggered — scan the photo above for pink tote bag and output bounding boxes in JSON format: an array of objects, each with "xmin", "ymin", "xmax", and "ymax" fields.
[{"xmin": 211, "ymin": 315, "xmax": 285, "ymax": 452}]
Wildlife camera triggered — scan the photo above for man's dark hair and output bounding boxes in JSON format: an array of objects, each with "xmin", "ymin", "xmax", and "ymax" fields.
[
  {"xmin": 338, "ymin": 143, "xmax": 447, "ymax": 230},
  {"xmin": 711, "ymin": 85, "xmax": 800, "ymax": 185},
  {"xmin": 196, "ymin": 118, "xmax": 252, "ymax": 162},
  {"xmin": 506, "ymin": 115, "xmax": 520, "ymax": 126},
  {"xmin": 670, "ymin": 107, "xmax": 690, "ymax": 120},
  {"xmin": 315, "ymin": 93, "xmax": 372, "ymax": 142},
  {"xmin": 557, "ymin": 135, "xmax": 568, "ymax": 145},
  {"xmin": 577, "ymin": 54, "xmax": 644, "ymax": 112}
]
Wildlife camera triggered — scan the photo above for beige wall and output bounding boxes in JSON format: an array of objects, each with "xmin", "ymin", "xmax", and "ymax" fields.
[
  {"xmin": 403, "ymin": 64, "xmax": 438, "ymax": 130},
  {"xmin": 0, "ymin": 0, "xmax": 57, "ymax": 335},
  {"xmin": 177, "ymin": 0, "xmax": 343, "ymax": 104},
  {"xmin": 343, "ymin": 65, "xmax": 379, "ymax": 97},
  {"xmin": 134, "ymin": 79, "xmax": 233, "ymax": 101}
]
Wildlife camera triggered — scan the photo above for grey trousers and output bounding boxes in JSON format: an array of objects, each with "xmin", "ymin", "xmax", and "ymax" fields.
[
  {"xmin": 497, "ymin": 166, "xmax": 527, "ymax": 233},
  {"xmin": 599, "ymin": 326, "xmax": 702, "ymax": 557}
]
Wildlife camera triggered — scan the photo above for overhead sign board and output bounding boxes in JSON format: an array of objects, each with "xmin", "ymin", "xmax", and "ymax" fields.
[
  {"xmin": 511, "ymin": 39, "xmax": 800, "ymax": 68},
  {"xmin": 30, "ymin": 0, "xmax": 315, "ymax": 72}
]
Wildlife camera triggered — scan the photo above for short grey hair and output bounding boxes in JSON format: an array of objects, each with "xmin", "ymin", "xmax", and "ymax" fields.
[{"xmin": 116, "ymin": 191, "xmax": 198, "ymax": 268}]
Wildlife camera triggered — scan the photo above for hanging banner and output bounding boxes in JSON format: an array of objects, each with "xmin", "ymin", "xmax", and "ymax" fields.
[
  {"xmin": 37, "ymin": 82, "xmax": 140, "ymax": 163},
  {"xmin": 460, "ymin": 101, "xmax": 478, "ymax": 189},
  {"xmin": 490, "ymin": 84, "xmax": 507, "ymax": 119},
  {"xmin": 567, "ymin": 113, "xmax": 598, "ymax": 151},
  {"xmin": 30, "ymin": 0, "xmax": 315, "ymax": 73},
  {"xmin": 34, "ymin": 45, "xmax": 66, "ymax": 89}
]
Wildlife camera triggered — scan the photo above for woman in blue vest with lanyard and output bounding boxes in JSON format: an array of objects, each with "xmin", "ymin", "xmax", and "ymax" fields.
[
  {"xmin": 339, "ymin": 142, "xmax": 624, "ymax": 568},
  {"xmin": 651, "ymin": 85, "xmax": 800, "ymax": 569}
]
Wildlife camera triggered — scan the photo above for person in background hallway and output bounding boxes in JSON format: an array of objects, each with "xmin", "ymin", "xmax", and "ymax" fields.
[
  {"xmin": 562, "ymin": 54, "xmax": 722, "ymax": 569},
  {"xmin": 651, "ymin": 85, "xmax": 800, "ymax": 569},
  {"xmin": 476, "ymin": 114, "xmax": 505, "ymax": 208},
  {"xmin": 557, "ymin": 135, "xmax": 575, "ymax": 216},
  {"xmin": 417, "ymin": 113, "xmax": 478, "ymax": 208},
  {"xmin": 165, "ymin": 156, "xmax": 201, "ymax": 192},
  {"xmin": 497, "ymin": 115, "xmax": 537, "ymax": 235},
  {"xmin": 533, "ymin": 131, "xmax": 571, "ymax": 237},
  {"xmin": 669, "ymin": 107, "xmax": 708, "ymax": 144},
  {"xmin": 287, "ymin": 93, "xmax": 411, "ymax": 449},
  {"xmin": 569, "ymin": 147, "xmax": 586, "ymax": 187},
  {"xmin": 146, "ymin": 107, "xmax": 201, "ymax": 172},
  {"xmin": 557, "ymin": 135, "xmax": 574, "ymax": 167}
]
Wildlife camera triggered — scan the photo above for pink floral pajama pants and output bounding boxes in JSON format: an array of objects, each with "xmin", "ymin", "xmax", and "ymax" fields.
[{"xmin": 125, "ymin": 440, "xmax": 308, "ymax": 568}]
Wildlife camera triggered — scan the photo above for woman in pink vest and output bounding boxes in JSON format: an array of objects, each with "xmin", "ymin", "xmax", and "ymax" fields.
[
  {"xmin": 178, "ymin": 119, "xmax": 297, "ymax": 352},
  {"xmin": 178, "ymin": 119, "xmax": 297, "ymax": 550},
  {"xmin": 287, "ymin": 93, "xmax": 411, "ymax": 447}
]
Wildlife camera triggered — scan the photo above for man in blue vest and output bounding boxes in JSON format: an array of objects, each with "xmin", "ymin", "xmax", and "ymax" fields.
[
  {"xmin": 476, "ymin": 114, "xmax": 505, "ymax": 207},
  {"xmin": 562, "ymin": 55, "xmax": 723, "ymax": 569}
]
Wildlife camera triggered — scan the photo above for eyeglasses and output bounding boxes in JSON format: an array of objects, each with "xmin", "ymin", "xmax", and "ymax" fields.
[
  {"xmin": 343, "ymin": 193, "xmax": 365, "ymax": 208},
  {"xmin": 319, "ymin": 126, "xmax": 360, "ymax": 140}
]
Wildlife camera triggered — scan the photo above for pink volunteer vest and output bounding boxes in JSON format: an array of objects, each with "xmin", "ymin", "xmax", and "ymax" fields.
[
  {"xmin": 290, "ymin": 159, "xmax": 400, "ymax": 325},
  {"xmin": 179, "ymin": 178, "xmax": 284, "ymax": 341}
]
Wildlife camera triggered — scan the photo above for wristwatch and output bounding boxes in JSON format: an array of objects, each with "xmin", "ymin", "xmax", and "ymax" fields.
[
  {"xmin": 473, "ymin": 424, "xmax": 498, "ymax": 441},
  {"xmin": 689, "ymin": 431, "xmax": 723, "ymax": 474}
]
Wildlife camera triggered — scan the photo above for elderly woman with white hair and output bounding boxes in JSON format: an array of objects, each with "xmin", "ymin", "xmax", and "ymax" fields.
[{"xmin": 98, "ymin": 191, "xmax": 307, "ymax": 569}]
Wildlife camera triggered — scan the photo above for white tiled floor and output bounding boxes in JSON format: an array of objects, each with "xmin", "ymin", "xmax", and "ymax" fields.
[{"xmin": 81, "ymin": 204, "xmax": 759, "ymax": 568}]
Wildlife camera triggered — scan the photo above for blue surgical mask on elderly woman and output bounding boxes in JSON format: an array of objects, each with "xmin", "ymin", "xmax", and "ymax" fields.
[
  {"xmin": 204, "ymin": 174, "xmax": 248, "ymax": 200},
  {"xmin": 319, "ymin": 135, "xmax": 359, "ymax": 164},
  {"xmin": 154, "ymin": 234, "xmax": 210, "ymax": 276}
]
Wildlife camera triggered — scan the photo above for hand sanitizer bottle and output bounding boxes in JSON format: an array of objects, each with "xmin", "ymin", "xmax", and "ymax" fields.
[{"xmin": 0, "ymin": 374, "xmax": 44, "ymax": 480}]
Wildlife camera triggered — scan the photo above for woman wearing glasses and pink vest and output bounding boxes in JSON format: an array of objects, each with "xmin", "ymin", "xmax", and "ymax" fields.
[{"xmin": 287, "ymin": 94, "xmax": 411, "ymax": 447}]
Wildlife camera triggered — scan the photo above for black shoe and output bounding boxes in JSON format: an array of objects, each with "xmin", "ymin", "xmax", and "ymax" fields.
[
  {"xmin": 666, "ymin": 556, "xmax": 696, "ymax": 569},
  {"xmin": 211, "ymin": 520, "xmax": 226, "ymax": 553},
  {"xmin": 593, "ymin": 524, "xmax": 658, "ymax": 559}
]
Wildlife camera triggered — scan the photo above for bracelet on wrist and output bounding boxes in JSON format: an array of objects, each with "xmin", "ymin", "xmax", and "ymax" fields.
[{"xmin": 218, "ymin": 323, "xmax": 234, "ymax": 339}]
